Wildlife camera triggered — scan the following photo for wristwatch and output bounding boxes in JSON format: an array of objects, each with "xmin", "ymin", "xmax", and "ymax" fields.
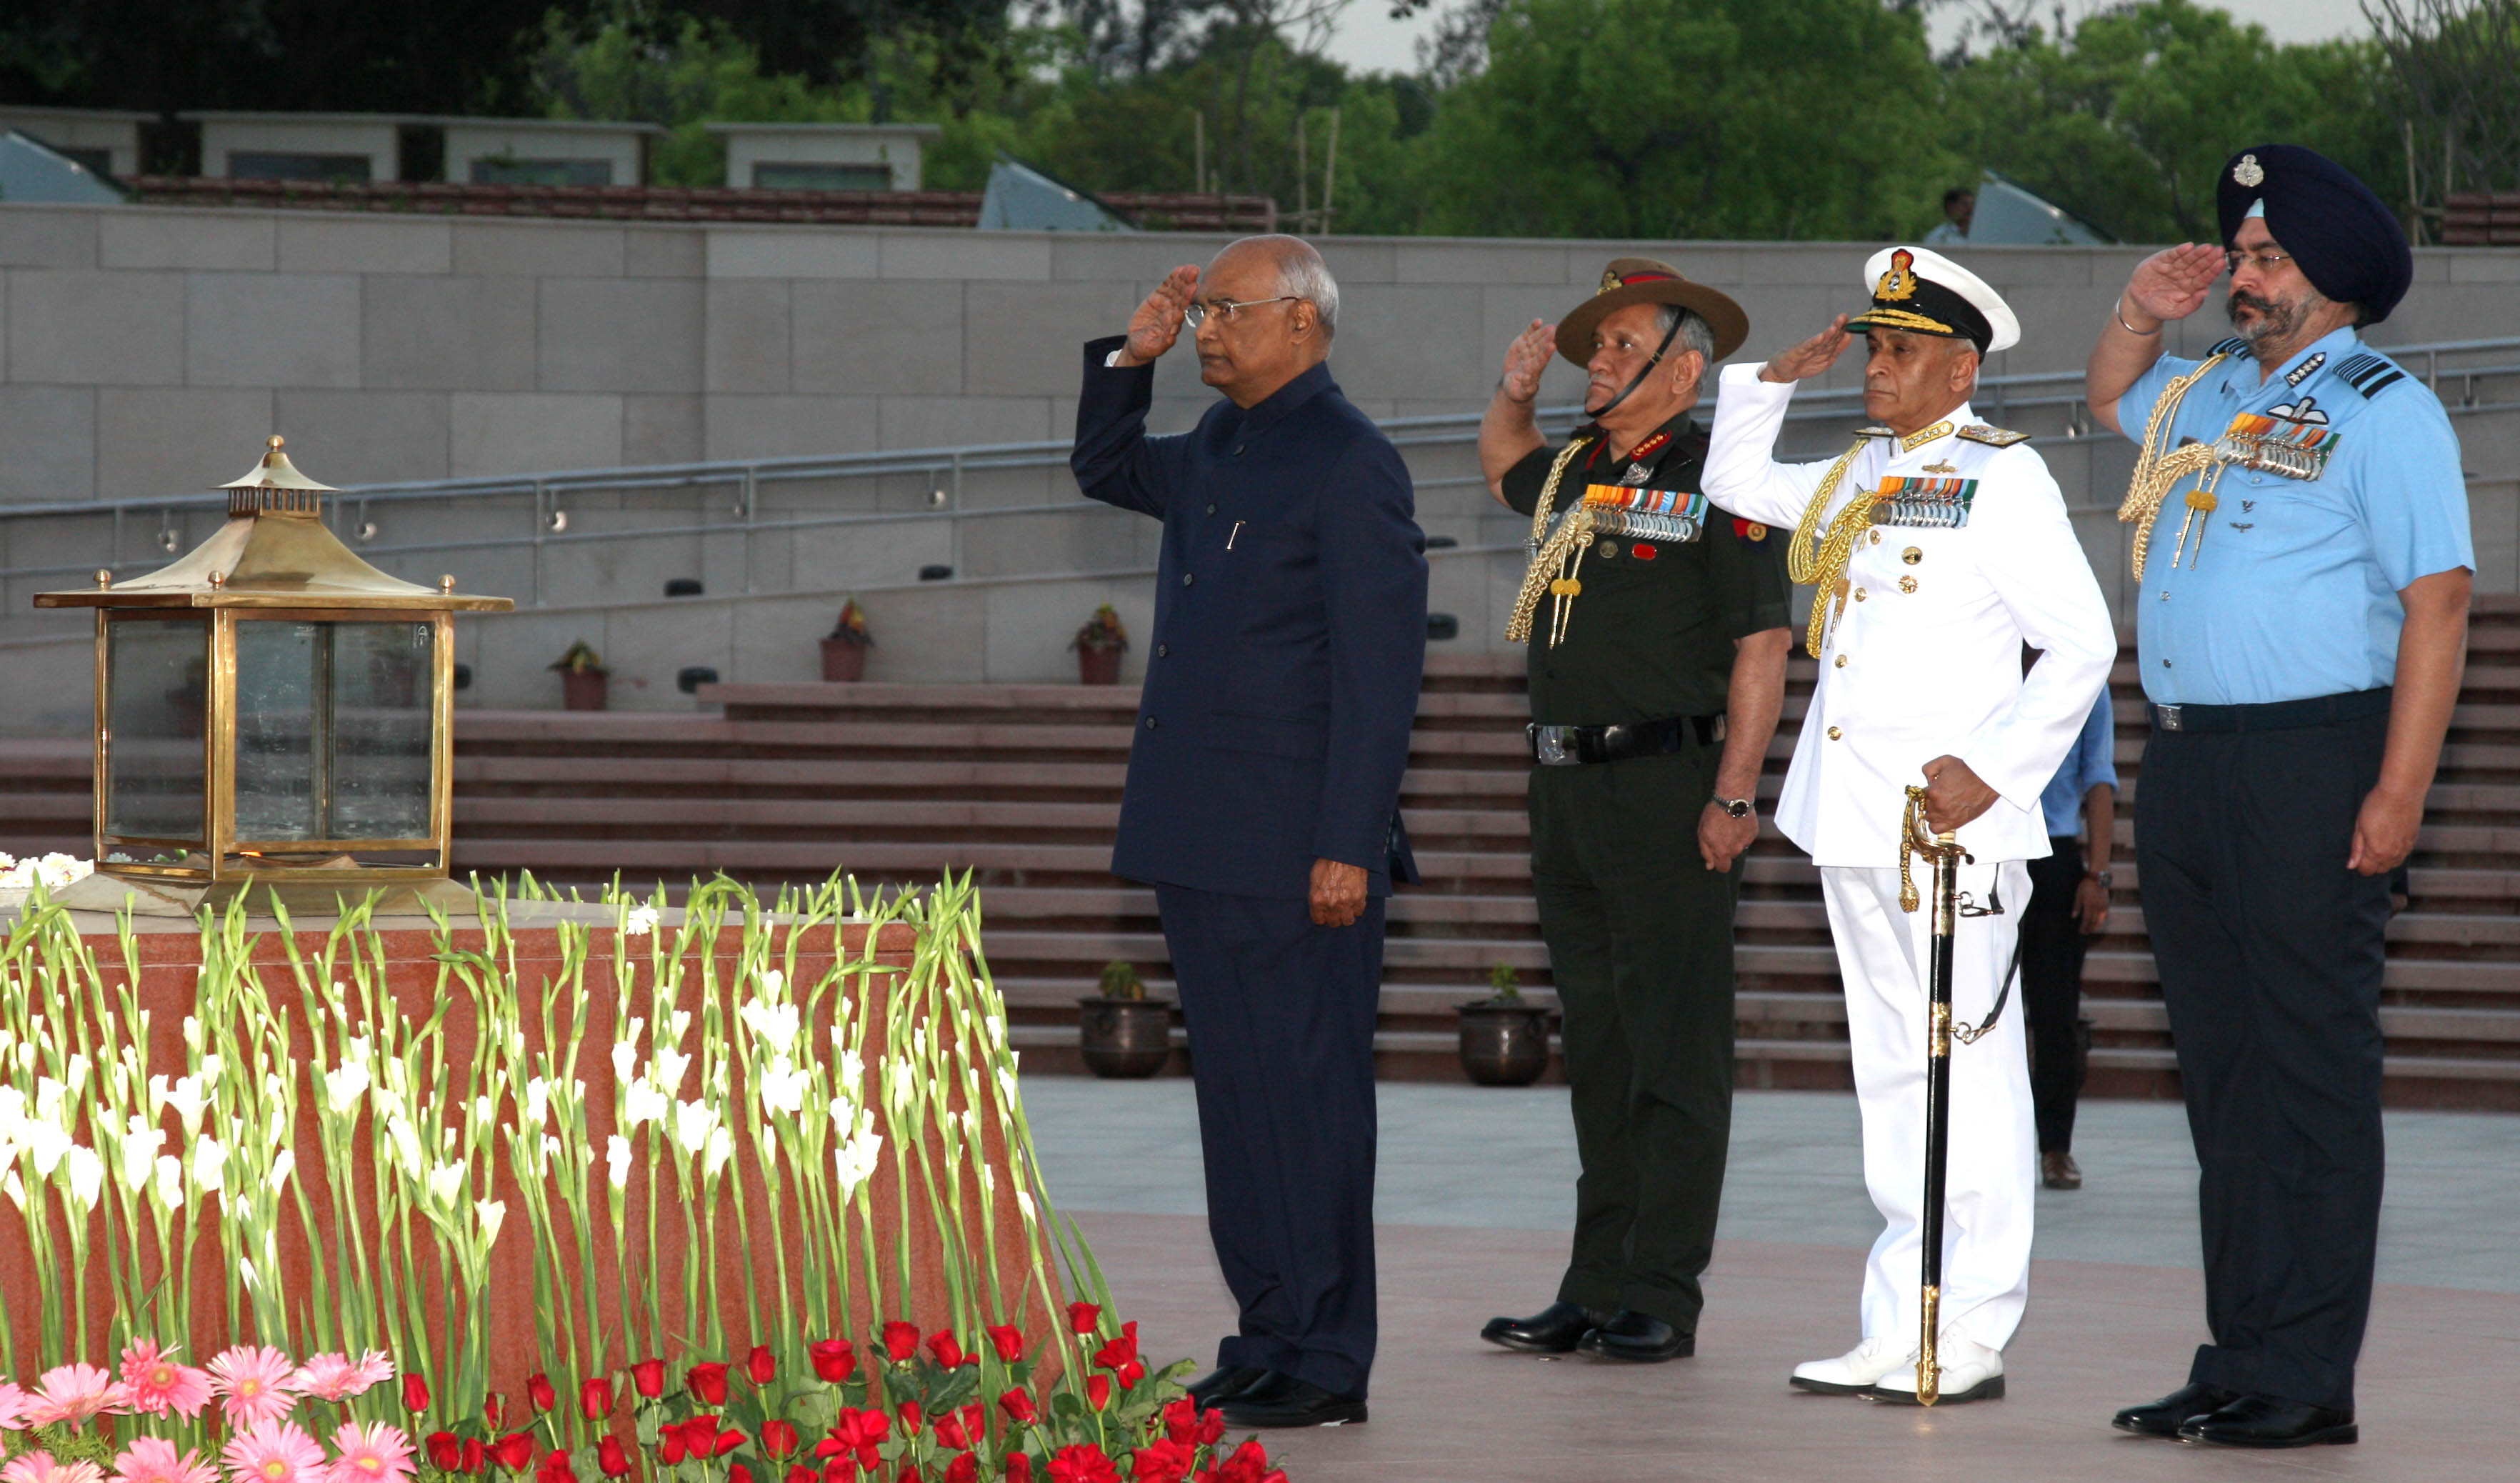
[
  {"xmin": 2089, "ymin": 868, "xmax": 2114, "ymax": 887},
  {"xmin": 1716, "ymin": 796, "xmax": 1754, "ymax": 819}
]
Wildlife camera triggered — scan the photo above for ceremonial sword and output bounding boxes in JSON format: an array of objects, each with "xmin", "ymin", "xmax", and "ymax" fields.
[{"xmin": 1899, "ymin": 783, "xmax": 1970, "ymax": 1406}]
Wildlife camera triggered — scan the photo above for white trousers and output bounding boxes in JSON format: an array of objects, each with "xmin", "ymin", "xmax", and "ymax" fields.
[{"xmin": 1820, "ymin": 861, "xmax": 2037, "ymax": 1352}]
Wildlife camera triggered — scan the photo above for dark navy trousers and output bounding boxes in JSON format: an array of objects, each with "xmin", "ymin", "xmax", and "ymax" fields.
[
  {"xmin": 2136, "ymin": 708, "xmax": 2391, "ymax": 1414},
  {"xmin": 1155, "ymin": 883, "xmax": 1382, "ymax": 1399}
]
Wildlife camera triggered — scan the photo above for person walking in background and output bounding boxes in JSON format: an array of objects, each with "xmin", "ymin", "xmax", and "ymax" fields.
[
  {"xmin": 1472, "ymin": 260, "xmax": 1791, "ymax": 1367},
  {"xmin": 2019, "ymin": 681, "xmax": 2117, "ymax": 1192},
  {"xmin": 1069, "ymin": 234, "xmax": 1429, "ymax": 1430}
]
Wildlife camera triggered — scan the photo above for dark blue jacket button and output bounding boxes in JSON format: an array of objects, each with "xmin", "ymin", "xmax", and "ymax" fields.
[
  {"xmin": 1181, "ymin": 572, "xmax": 1194, "ymax": 586},
  {"xmin": 1144, "ymin": 715, "xmax": 1158, "ymax": 729}
]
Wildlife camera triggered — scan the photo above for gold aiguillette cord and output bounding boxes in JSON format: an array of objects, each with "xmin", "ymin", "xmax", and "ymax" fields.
[
  {"xmin": 2116, "ymin": 352, "xmax": 2229, "ymax": 580},
  {"xmin": 1506, "ymin": 435, "xmax": 1596, "ymax": 647}
]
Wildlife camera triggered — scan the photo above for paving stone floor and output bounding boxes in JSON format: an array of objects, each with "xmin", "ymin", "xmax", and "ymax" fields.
[{"xmin": 1029, "ymin": 1080, "xmax": 2520, "ymax": 1479}]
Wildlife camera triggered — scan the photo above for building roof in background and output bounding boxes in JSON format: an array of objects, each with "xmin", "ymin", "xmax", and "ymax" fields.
[
  {"xmin": 979, "ymin": 159, "xmax": 1133, "ymax": 233},
  {"xmin": 703, "ymin": 122, "xmax": 943, "ymax": 137},
  {"xmin": 0, "ymin": 130, "xmax": 125, "ymax": 204},
  {"xmin": 1966, "ymin": 169, "xmax": 2114, "ymax": 246}
]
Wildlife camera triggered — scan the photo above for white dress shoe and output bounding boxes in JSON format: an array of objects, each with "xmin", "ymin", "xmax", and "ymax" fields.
[
  {"xmin": 1866, "ymin": 1334, "xmax": 2005, "ymax": 1404},
  {"xmin": 1789, "ymin": 1334, "xmax": 1908, "ymax": 1395}
]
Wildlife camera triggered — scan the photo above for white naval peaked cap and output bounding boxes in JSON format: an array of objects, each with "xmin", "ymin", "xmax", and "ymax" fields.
[{"xmin": 1852, "ymin": 245, "xmax": 2021, "ymax": 356}]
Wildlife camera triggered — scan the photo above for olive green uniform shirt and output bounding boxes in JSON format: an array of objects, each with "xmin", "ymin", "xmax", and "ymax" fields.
[{"xmin": 1501, "ymin": 414, "xmax": 1793, "ymax": 727}]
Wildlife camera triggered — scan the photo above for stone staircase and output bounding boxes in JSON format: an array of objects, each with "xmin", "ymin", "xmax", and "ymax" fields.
[{"xmin": 1, "ymin": 596, "xmax": 2514, "ymax": 1107}]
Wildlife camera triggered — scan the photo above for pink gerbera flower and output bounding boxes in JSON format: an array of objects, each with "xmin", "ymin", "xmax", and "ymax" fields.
[
  {"xmin": 1, "ymin": 1452, "xmax": 106, "ymax": 1483},
  {"xmin": 326, "ymin": 1422, "xmax": 417, "ymax": 1483},
  {"xmin": 27, "ymin": 1364, "xmax": 128, "ymax": 1429},
  {"xmin": 208, "ymin": 1347, "xmax": 304, "ymax": 1429},
  {"xmin": 0, "ymin": 1382, "xmax": 32, "ymax": 1431},
  {"xmin": 121, "ymin": 1339, "xmax": 215, "ymax": 1419},
  {"xmin": 111, "ymin": 1437, "xmax": 219, "ymax": 1483},
  {"xmin": 222, "ymin": 1422, "xmax": 326, "ymax": 1483},
  {"xmin": 293, "ymin": 1352, "xmax": 394, "ymax": 1404}
]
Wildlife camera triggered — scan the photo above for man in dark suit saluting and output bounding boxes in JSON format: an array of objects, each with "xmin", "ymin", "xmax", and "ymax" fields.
[{"xmin": 1071, "ymin": 234, "xmax": 1428, "ymax": 1429}]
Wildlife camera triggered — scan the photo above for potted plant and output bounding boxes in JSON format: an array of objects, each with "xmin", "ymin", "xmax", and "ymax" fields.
[
  {"xmin": 821, "ymin": 596, "xmax": 874, "ymax": 682},
  {"xmin": 551, "ymin": 639, "xmax": 609, "ymax": 711},
  {"xmin": 1072, "ymin": 603, "xmax": 1129, "ymax": 686},
  {"xmin": 1078, "ymin": 959, "xmax": 1171, "ymax": 1078},
  {"xmin": 1459, "ymin": 961, "xmax": 1554, "ymax": 1086}
]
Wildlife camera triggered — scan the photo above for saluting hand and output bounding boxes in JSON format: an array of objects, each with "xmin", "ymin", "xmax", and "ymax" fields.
[
  {"xmin": 1759, "ymin": 316, "xmax": 1853, "ymax": 384},
  {"xmin": 1117, "ymin": 264, "xmax": 1201, "ymax": 366},
  {"xmin": 2121, "ymin": 244, "xmax": 2226, "ymax": 328},
  {"xmin": 1499, "ymin": 318, "xmax": 1554, "ymax": 405},
  {"xmin": 1918, "ymin": 755, "xmax": 2000, "ymax": 835}
]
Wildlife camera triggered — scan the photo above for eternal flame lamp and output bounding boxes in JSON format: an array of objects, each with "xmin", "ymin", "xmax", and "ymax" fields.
[{"xmin": 34, "ymin": 436, "xmax": 513, "ymax": 914}]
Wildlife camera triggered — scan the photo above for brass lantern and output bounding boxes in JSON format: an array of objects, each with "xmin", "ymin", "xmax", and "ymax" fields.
[{"xmin": 34, "ymin": 437, "xmax": 514, "ymax": 914}]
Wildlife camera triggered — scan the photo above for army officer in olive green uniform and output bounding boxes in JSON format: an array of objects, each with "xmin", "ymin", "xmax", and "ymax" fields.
[{"xmin": 1476, "ymin": 261, "xmax": 1793, "ymax": 1363}]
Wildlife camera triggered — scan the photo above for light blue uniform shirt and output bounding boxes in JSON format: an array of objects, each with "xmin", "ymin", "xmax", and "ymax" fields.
[
  {"xmin": 2037, "ymin": 689, "xmax": 2119, "ymax": 838},
  {"xmin": 2116, "ymin": 326, "xmax": 2473, "ymax": 706}
]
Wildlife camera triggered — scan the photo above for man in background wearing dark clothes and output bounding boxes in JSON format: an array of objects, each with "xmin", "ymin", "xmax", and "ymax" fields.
[
  {"xmin": 1069, "ymin": 234, "xmax": 1428, "ymax": 1430},
  {"xmin": 2019, "ymin": 683, "xmax": 2117, "ymax": 1192}
]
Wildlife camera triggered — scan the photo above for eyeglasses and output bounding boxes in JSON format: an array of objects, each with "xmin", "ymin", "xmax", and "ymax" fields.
[
  {"xmin": 1184, "ymin": 295, "xmax": 1301, "ymax": 327},
  {"xmin": 2224, "ymin": 249, "xmax": 2291, "ymax": 276}
]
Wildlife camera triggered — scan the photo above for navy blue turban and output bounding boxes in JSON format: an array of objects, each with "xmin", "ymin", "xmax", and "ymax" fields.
[{"xmin": 2216, "ymin": 144, "xmax": 2413, "ymax": 324}]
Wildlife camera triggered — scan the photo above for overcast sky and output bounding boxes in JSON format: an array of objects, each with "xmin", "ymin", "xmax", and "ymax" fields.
[{"xmin": 1319, "ymin": 0, "xmax": 2376, "ymax": 77}]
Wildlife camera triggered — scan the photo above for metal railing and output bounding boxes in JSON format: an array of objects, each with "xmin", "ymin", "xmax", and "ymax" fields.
[{"xmin": 6, "ymin": 337, "xmax": 2516, "ymax": 606}]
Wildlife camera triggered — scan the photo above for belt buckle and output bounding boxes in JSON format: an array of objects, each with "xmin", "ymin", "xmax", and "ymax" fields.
[
  {"xmin": 2156, "ymin": 704, "xmax": 2182, "ymax": 732},
  {"xmin": 1531, "ymin": 724, "xmax": 1576, "ymax": 766}
]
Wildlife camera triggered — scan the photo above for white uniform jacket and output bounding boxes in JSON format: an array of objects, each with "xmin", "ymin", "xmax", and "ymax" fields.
[{"xmin": 1702, "ymin": 362, "xmax": 2117, "ymax": 869}]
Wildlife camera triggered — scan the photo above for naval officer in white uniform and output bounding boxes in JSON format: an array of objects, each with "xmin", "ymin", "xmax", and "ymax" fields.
[{"xmin": 1700, "ymin": 246, "xmax": 2116, "ymax": 1403}]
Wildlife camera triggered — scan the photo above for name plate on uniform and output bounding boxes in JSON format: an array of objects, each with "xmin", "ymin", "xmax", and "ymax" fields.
[
  {"xmin": 1871, "ymin": 476, "xmax": 1977, "ymax": 529},
  {"xmin": 1583, "ymin": 484, "xmax": 1706, "ymax": 543}
]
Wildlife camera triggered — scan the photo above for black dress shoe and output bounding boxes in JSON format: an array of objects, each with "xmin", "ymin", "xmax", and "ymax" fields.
[
  {"xmin": 1185, "ymin": 1365, "xmax": 1265, "ymax": 1411},
  {"xmin": 2178, "ymin": 1394, "xmax": 2356, "ymax": 1449},
  {"xmin": 1216, "ymin": 1374, "xmax": 1367, "ymax": 1429},
  {"xmin": 1575, "ymin": 1310, "xmax": 1694, "ymax": 1363},
  {"xmin": 2112, "ymin": 1382, "xmax": 2238, "ymax": 1438},
  {"xmin": 1480, "ymin": 1302, "xmax": 1611, "ymax": 1354}
]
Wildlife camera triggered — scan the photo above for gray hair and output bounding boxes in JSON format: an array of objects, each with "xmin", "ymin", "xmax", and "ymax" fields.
[
  {"xmin": 1219, "ymin": 234, "xmax": 1339, "ymax": 339},
  {"xmin": 1654, "ymin": 304, "xmax": 1715, "ymax": 364}
]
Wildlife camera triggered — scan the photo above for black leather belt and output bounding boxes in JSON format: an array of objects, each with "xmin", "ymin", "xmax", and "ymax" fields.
[
  {"xmin": 1528, "ymin": 714, "xmax": 1718, "ymax": 766},
  {"xmin": 2148, "ymin": 686, "xmax": 2392, "ymax": 735}
]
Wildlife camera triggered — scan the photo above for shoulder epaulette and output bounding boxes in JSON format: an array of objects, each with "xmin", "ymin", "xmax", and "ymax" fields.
[
  {"xmin": 2206, "ymin": 336, "xmax": 2247, "ymax": 358},
  {"xmin": 2333, "ymin": 351, "xmax": 2407, "ymax": 399},
  {"xmin": 1854, "ymin": 425, "xmax": 1896, "ymax": 439},
  {"xmin": 1956, "ymin": 424, "xmax": 2031, "ymax": 447}
]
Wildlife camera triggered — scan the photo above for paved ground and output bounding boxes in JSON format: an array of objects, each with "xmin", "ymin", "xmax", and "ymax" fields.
[{"xmin": 1026, "ymin": 1080, "xmax": 2520, "ymax": 1480}]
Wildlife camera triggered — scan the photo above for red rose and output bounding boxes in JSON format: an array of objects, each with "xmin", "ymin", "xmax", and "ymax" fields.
[
  {"xmin": 761, "ymin": 1420, "xmax": 800, "ymax": 1459},
  {"xmin": 729, "ymin": 1467, "xmax": 752, "ymax": 1483},
  {"xmin": 999, "ymin": 1389, "xmax": 1039, "ymax": 1427},
  {"xmin": 1129, "ymin": 1440, "xmax": 1192, "ymax": 1483},
  {"xmin": 1114, "ymin": 1359, "xmax": 1146, "ymax": 1392},
  {"xmin": 1004, "ymin": 1457, "xmax": 1031, "ymax": 1483},
  {"xmin": 536, "ymin": 1449, "xmax": 575, "ymax": 1483},
  {"xmin": 404, "ymin": 1376, "xmax": 432, "ymax": 1414},
  {"xmin": 881, "ymin": 1322, "xmax": 919, "ymax": 1363},
  {"xmin": 933, "ymin": 1412, "xmax": 971, "ymax": 1452},
  {"xmin": 895, "ymin": 1402, "xmax": 924, "ymax": 1437},
  {"xmin": 925, "ymin": 1332, "xmax": 966, "ymax": 1369},
  {"xmin": 1046, "ymin": 1445, "xmax": 1119, "ymax": 1483},
  {"xmin": 747, "ymin": 1346, "xmax": 776, "ymax": 1385},
  {"xmin": 426, "ymin": 1434, "xmax": 461, "ymax": 1472},
  {"xmin": 1091, "ymin": 1323, "xmax": 1139, "ymax": 1372},
  {"xmin": 809, "ymin": 1341, "xmax": 856, "ymax": 1384},
  {"xmin": 484, "ymin": 1394, "xmax": 509, "ymax": 1431},
  {"xmin": 1086, "ymin": 1374, "xmax": 1111, "ymax": 1412},
  {"xmin": 597, "ymin": 1439, "xmax": 631, "ymax": 1479},
  {"xmin": 957, "ymin": 1407, "xmax": 985, "ymax": 1449},
  {"xmin": 984, "ymin": 1326, "xmax": 1026, "ymax": 1364},
  {"xmin": 1065, "ymin": 1303, "xmax": 1100, "ymax": 1336},
  {"xmin": 681, "ymin": 1416, "xmax": 742, "ymax": 1459},
  {"xmin": 579, "ymin": 1379, "xmax": 614, "ymax": 1422},
  {"xmin": 526, "ymin": 1374, "xmax": 557, "ymax": 1414},
  {"xmin": 460, "ymin": 1440, "xmax": 485, "ymax": 1475},
  {"xmin": 785, "ymin": 1468, "xmax": 815, "ymax": 1483},
  {"xmin": 490, "ymin": 1434, "xmax": 536, "ymax": 1473},
  {"xmin": 816, "ymin": 1409, "xmax": 889, "ymax": 1472},
  {"xmin": 687, "ymin": 1363, "xmax": 731, "ymax": 1406},
  {"xmin": 941, "ymin": 1457, "xmax": 977, "ymax": 1483},
  {"xmin": 659, "ymin": 1433, "xmax": 687, "ymax": 1467},
  {"xmin": 630, "ymin": 1359, "xmax": 666, "ymax": 1400}
]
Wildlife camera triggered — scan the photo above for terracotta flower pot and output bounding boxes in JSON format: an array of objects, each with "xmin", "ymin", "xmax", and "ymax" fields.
[
  {"xmin": 1078, "ymin": 997, "xmax": 1171, "ymax": 1078},
  {"xmin": 1457, "ymin": 1002, "xmax": 1554, "ymax": 1086},
  {"xmin": 561, "ymin": 670, "xmax": 608, "ymax": 711},
  {"xmin": 1077, "ymin": 646, "xmax": 1124, "ymax": 686},
  {"xmin": 821, "ymin": 637, "xmax": 869, "ymax": 683}
]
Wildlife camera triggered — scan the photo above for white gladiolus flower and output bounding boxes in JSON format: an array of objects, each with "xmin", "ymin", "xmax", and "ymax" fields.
[
  {"xmin": 759, "ymin": 967, "xmax": 785, "ymax": 997},
  {"xmin": 35, "ymin": 1075, "xmax": 66, "ymax": 1121},
  {"xmin": 268, "ymin": 1149, "xmax": 295, "ymax": 1194},
  {"xmin": 152, "ymin": 1154, "xmax": 185, "ymax": 1212},
  {"xmin": 241, "ymin": 1257, "xmax": 261, "ymax": 1291},
  {"xmin": 164, "ymin": 1074, "xmax": 210, "ymax": 1137},
  {"xmin": 623, "ymin": 904, "xmax": 660, "ymax": 936},
  {"xmin": 385, "ymin": 1117, "xmax": 423, "ymax": 1177},
  {"xmin": 704, "ymin": 1124, "xmax": 733, "ymax": 1179},
  {"xmin": 324, "ymin": 1059, "xmax": 371, "ymax": 1117},
  {"xmin": 193, "ymin": 1136, "xmax": 226, "ymax": 1193},
  {"xmin": 624, "ymin": 1082, "xmax": 668, "ymax": 1128},
  {"xmin": 472, "ymin": 1096, "xmax": 495, "ymax": 1127},
  {"xmin": 427, "ymin": 1160, "xmax": 465, "ymax": 1208},
  {"xmin": 651, "ymin": 1048, "xmax": 691, "ymax": 1094},
  {"xmin": 66, "ymin": 1052, "xmax": 91, "ymax": 1099},
  {"xmin": 611, "ymin": 1042, "xmax": 636, "ymax": 1084},
  {"xmin": 979, "ymin": 1163, "xmax": 995, "ymax": 1197},
  {"xmin": 606, "ymin": 1134, "xmax": 631, "ymax": 1190},
  {"xmin": 674, "ymin": 1099, "xmax": 717, "ymax": 1154},
  {"xmin": 524, "ymin": 1077, "xmax": 551, "ymax": 1129},
  {"xmin": 739, "ymin": 1001, "xmax": 800, "ymax": 1055},
  {"xmin": 146, "ymin": 1073, "xmax": 170, "ymax": 1114},
  {"xmin": 27, "ymin": 1119, "xmax": 73, "ymax": 1177},
  {"xmin": 476, "ymin": 1198, "xmax": 505, "ymax": 1247},
  {"xmin": 668, "ymin": 1010, "xmax": 693, "ymax": 1041},
  {"xmin": 344, "ymin": 1035, "xmax": 371, "ymax": 1064},
  {"xmin": 2, "ymin": 1171, "xmax": 22, "ymax": 1210},
  {"xmin": 182, "ymin": 1015, "xmax": 201, "ymax": 1052},
  {"xmin": 841, "ymin": 1049, "xmax": 866, "ymax": 1089},
  {"xmin": 1016, "ymin": 1189, "xmax": 1037, "ymax": 1223},
  {"xmin": 541, "ymin": 1134, "xmax": 561, "ymax": 1165},
  {"xmin": 758, "ymin": 1059, "xmax": 810, "ymax": 1116},
  {"xmin": 119, "ymin": 1120, "xmax": 163, "ymax": 1189},
  {"xmin": 833, "ymin": 1127, "xmax": 882, "ymax": 1194},
  {"xmin": 64, "ymin": 1144, "xmax": 105, "ymax": 1210}
]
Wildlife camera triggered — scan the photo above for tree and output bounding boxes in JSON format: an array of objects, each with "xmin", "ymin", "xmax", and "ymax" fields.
[
  {"xmin": 2366, "ymin": 0, "xmax": 2520, "ymax": 211},
  {"xmin": 1403, "ymin": 0, "xmax": 1955, "ymax": 239}
]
